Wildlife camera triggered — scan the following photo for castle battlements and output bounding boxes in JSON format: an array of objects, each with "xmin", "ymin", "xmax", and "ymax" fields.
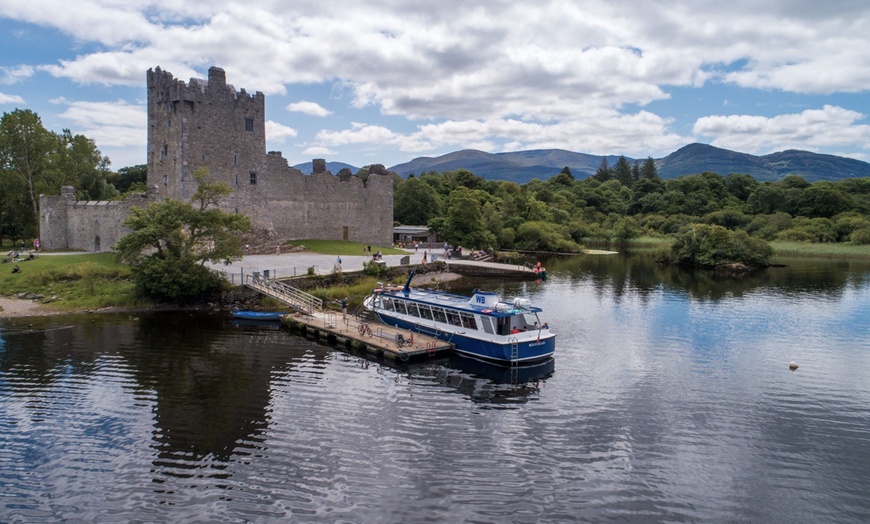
[{"xmin": 40, "ymin": 66, "xmax": 393, "ymax": 252}]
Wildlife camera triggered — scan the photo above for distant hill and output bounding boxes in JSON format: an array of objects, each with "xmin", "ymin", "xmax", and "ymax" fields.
[
  {"xmin": 387, "ymin": 144, "xmax": 870, "ymax": 183},
  {"xmin": 292, "ymin": 160, "xmax": 359, "ymax": 174},
  {"xmin": 390, "ymin": 149, "xmax": 626, "ymax": 184}
]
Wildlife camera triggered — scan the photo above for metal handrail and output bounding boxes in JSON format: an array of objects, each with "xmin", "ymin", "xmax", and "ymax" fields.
[{"xmin": 245, "ymin": 274, "xmax": 323, "ymax": 314}]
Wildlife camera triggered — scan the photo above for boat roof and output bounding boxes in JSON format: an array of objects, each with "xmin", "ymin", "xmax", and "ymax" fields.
[{"xmin": 377, "ymin": 287, "xmax": 542, "ymax": 317}]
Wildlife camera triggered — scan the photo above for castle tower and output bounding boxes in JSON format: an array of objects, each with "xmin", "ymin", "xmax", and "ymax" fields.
[{"xmin": 146, "ymin": 66, "xmax": 266, "ymax": 202}]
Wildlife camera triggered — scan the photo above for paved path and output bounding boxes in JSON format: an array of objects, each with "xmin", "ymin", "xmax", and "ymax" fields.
[{"xmin": 204, "ymin": 250, "xmax": 421, "ymax": 283}]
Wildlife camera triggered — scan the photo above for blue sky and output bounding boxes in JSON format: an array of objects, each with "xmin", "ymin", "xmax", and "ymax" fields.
[{"xmin": 2, "ymin": 1, "xmax": 870, "ymax": 171}]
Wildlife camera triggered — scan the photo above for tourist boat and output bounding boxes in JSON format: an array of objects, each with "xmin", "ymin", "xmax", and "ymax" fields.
[
  {"xmin": 231, "ymin": 309, "xmax": 287, "ymax": 321},
  {"xmin": 363, "ymin": 272, "xmax": 555, "ymax": 364}
]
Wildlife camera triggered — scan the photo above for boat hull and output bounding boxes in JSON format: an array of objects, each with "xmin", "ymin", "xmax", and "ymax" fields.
[
  {"xmin": 231, "ymin": 310, "xmax": 287, "ymax": 321},
  {"xmin": 373, "ymin": 311, "xmax": 555, "ymax": 364}
]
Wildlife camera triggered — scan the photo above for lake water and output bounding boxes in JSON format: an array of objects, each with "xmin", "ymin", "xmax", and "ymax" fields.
[{"xmin": 2, "ymin": 253, "xmax": 869, "ymax": 523}]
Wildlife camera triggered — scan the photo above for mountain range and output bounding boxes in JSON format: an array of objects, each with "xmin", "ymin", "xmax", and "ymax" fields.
[{"xmin": 294, "ymin": 143, "xmax": 870, "ymax": 184}]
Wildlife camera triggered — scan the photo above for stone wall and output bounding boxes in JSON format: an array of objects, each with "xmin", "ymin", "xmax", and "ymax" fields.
[
  {"xmin": 39, "ymin": 66, "xmax": 394, "ymax": 251},
  {"xmin": 39, "ymin": 188, "xmax": 156, "ymax": 252}
]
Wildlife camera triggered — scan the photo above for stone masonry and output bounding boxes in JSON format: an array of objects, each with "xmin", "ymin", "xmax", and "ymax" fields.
[{"xmin": 39, "ymin": 66, "xmax": 394, "ymax": 252}]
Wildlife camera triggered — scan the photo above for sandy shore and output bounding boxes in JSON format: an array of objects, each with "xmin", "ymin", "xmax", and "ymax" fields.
[{"xmin": 0, "ymin": 297, "xmax": 49, "ymax": 318}]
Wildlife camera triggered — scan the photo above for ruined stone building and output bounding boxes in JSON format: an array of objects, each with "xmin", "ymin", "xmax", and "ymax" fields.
[{"xmin": 40, "ymin": 66, "xmax": 394, "ymax": 252}]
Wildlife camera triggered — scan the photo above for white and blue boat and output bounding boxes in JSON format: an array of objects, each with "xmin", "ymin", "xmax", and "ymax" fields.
[{"xmin": 363, "ymin": 272, "xmax": 555, "ymax": 364}]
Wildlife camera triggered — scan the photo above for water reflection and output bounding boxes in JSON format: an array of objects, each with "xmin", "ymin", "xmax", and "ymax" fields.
[
  {"xmin": 1, "ymin": 252, "xmax": 869, "ymax": 523},
  {"xmin": 411, "ymin": 356, "xmax": 554, "ymax": 406},
  {"xmin": 0, "ymin": 313, "xmax": 332, "ymax": 477},
  {"xmin": 470, "ymin": 251, "xmax": 870, "ymax": 302}
]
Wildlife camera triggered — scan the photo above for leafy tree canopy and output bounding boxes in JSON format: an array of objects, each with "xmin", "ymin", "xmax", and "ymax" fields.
[
  {"xmin": 115, "ymin": 168, "xmax": 252, "ymax": 302},
  {"xmin": 669, "ymin": 224, "xmax": 773, "ymax": 268}
]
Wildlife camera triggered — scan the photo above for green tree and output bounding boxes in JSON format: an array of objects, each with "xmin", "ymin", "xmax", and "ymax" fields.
[
  {"xmin": 115, "ymin": 168, "xmax": 251, "ymax": 302},
  {"xmin": 515, "ymin": 220, "xmax": 582, "ymax": 252},
  {"xmin": 747, "ymin": 184, "xmax": 787, "ymax": 214},
  {"xmin": 640, "ymin": 156, "xmax": 659, "ymax": 180},
  {"xmin": 0, "ymin": 109, "xmax": 55, "ymax": 235},
  {"xmin": 109, "ymin": 164, "xmax": 148, "ymax": 193},
  {"xmin": 725, "ymin": 173, "xmax": 757, "ymax": 202},
  {"xmin": 613, "ymin": 155, "xmax": 633, "ymax": 186},
  {"xmin": 593, "ymin": 156, "xmax": 611, "ymax": 182},
  {"xmin": 550, "ymin": 167, "xmax": 574, "ymax": 187},
  {"xmin": 437, "ymin": 186, "xmax": 495, "ymax": 249},
  {"xmin": 55, "ymin": 130, "xmax": 116, "ymax": 200},
  {"xmin": 0, "ymin": 172, "xmax": 28, "ymax": 245},
  {"xmin": 444, "ymin": 169, "xmax": 485, "ymax": 191},
  {"xmin": 794, "ymin": 183, "xmax": 852, "ymax": 218},
  {"xmin": 393, "ymin": 177, "xmax": 443, "ymax": 225}
]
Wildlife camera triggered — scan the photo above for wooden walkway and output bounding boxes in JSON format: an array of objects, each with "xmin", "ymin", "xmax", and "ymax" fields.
[
  {"xmin": 243, "ymin": 273, "xmax": 452, "ymax": 361},
  {"xmin": 281, "ymin": 309, "xmax": 454, "ymax": 362}
]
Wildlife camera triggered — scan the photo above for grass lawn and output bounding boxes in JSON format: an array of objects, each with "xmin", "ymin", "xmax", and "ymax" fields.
[{"xmin": 0, "ymin": 252, "xmax": 147, "ymax": 311}]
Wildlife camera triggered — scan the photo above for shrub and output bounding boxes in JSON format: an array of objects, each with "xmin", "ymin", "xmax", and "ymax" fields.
[
  {"xmin": 134, "ymin": 256, "xmax": 225, "ymax": 303},
  {"xmin": 850, "ymin": 228, "xmax": 870, "ymax": 245},
  {"xmin": 515, "ymin": 221, "xmax": 583, "ymax": 252},
  {"xmin": 669, "ymin": 224, "xmax": 772, "ymax": 268},
  {"xmin": 363, "ymin": 259, "xmax": 383, "ymax": 277}
]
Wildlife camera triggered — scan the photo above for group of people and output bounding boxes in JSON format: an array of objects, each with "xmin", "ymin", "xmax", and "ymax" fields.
[
  {"xmin": 361, "ymin": 244, "xmax": 383, "ymax": 260},
  {"xmin": 7, "ymin": 238, "xmax": 40, "ymax": 273}
]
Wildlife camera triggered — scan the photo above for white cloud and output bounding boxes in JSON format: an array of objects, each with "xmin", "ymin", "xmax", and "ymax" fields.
[
  {"xmin": 0, "ymin": 92, "xmax": 25, "ymax": 104},
  {"xmin": 55, "ymin": 99, "xmax": 146, "ymax": 147},
  {"xmin": 2, "ymin": 1, "xmax": 869, "ymax": 165},
  {"xmin": 0, "ymin": 65, "xmax": 35, "ymax": 85},
  {"xmin": 314, "ymin": 111, "xmax": 687, "ymax": 159},
  {"xmin": 286, "ymin": 101, "xmax": 331, "ymax": 117},
  {"xmin": 693, "ymin": 105, "xmax": 870, "ymax": 155},
  {"xmin": 303, "ymin": 145, "xmax": 335, "ymax": 157},
  {"xmin": 265, "ymin": 120, "xmax": 298, "ymax": 141}
]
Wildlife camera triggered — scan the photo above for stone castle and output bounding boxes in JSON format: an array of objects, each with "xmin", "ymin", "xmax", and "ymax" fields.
[{"xmin": 39, "ymin": 66, "xmax": 394, "ymax": 252}]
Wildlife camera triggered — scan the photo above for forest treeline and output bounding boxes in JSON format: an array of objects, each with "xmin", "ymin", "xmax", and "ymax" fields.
[
  {"xmin": 4, "ymin": 107, "xmax": 869, "ymax": 257},
  {"xmin": 392, "ymin": 160, "xmax": 870, "ymax": 253}
]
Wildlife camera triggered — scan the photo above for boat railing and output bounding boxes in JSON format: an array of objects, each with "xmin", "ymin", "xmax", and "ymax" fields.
[{"xmin": 245, "ymin": 274, "xmax": 323, "ymax": 315}]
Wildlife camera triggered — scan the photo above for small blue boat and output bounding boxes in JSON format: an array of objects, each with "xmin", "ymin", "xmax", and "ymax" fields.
[{"xmin": 231, "ymin": 309, "xmax": 288, "ymax": 321}]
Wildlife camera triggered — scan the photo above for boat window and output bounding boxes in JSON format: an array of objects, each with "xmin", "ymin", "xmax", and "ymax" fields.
[
  {"xmin": 418, "ymin": 305, "xmax": 433, "ymax": 320},
  {"xmin": 394, "ymin": 300, "xmax": 408, "ymax": 315},
  {"xmin": 446, "ymin": 310, "xmax": 462, "ymax": 327},
  {"xmin": 382, "ymin": 297, "xmax": 394, "ymax": 311},
  {"xmin": 431, "ymin": 307, "xmax": 447, "ymax": 323},
  {"xmin": 480, "ymin": 316, "xmax": 494, "ymax": 334},
  {"xmin": 460, "ymin": 312, "xmax": 477, "ymax": 330},
  {"xmin": 407, "ymin": 302, "xmax": 420, "ymax": 317}
]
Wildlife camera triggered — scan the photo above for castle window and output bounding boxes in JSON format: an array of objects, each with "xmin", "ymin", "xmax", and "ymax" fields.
[
  {"xmin": 245, "ymin": 118, "xmax": 254, "ymax": 132},
  {"xmin": 235, "ymin": 173, "xmax": 239, "ymax": 186},
  {"xmin": 250, "ymin": 172, "xmax": 257, "ymax": 185},
  {"xmin": 167, "ymin": 119, "xmax": 171, "ymax": 128},
  {"xmin": 233, "ymin": 154, "xmax": 238, "ymax": 166},
  {"xmin": 160, "ymin": 143, "xmax": 168, "ymax": 160},
  {"xmin": 163, "ymin": 175, "xmax": 168, "ymax": 185}
]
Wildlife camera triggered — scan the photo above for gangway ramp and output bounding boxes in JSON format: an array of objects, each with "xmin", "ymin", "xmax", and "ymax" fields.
[{"xmin": 245, "ymin": 274, "xmax": 322, "ymax": 314}]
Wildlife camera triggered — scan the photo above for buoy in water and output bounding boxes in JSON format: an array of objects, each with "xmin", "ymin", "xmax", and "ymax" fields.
[{"xmin": 789, "ymin": 361, "xmax": 799, "ymax": 371}]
